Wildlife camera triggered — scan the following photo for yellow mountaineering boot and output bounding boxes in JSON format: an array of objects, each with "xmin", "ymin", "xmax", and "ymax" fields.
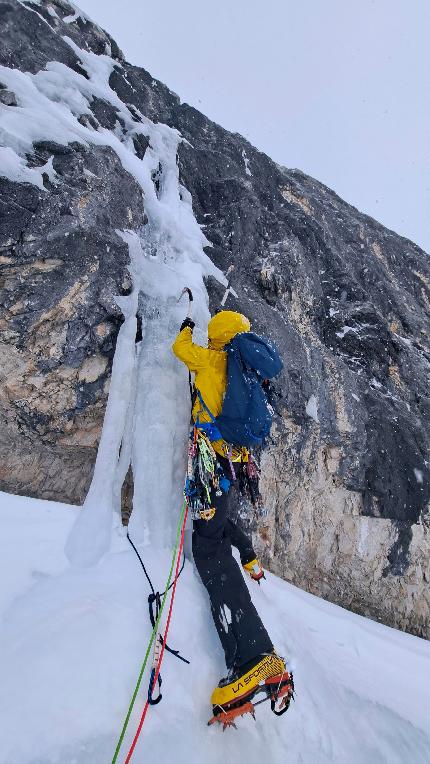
[
  {"xmin": 208, "ymin": 652, "xmax": 293, "ymax": 729},
  {"xmin": 242, "ymin": 557, "xmax": 265, "ymax": 582},
  {"xmin": 211, "ymin": 652, "xmax": 286, "ymax": 707}
]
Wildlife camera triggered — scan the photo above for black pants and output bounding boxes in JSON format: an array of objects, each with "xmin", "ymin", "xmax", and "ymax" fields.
[{"xmin": 192, "ymin": 457, "xmax": 273, "ymax": 671}]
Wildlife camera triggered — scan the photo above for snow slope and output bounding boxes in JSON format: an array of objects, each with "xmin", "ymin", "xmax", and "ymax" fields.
[{"xmin": 1, "ymin": 491, "xmax": 430, "ymax": 764}]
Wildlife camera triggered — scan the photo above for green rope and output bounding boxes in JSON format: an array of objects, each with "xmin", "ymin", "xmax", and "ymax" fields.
[{"xmin": 111, "ymin": 499, "xmax": 187, "ymax": 764}]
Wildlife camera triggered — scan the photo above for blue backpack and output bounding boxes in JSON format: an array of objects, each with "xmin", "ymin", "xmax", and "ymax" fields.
[{"xmin": 197, "ymin": 332, "xmax": 283, "ymax": 447}]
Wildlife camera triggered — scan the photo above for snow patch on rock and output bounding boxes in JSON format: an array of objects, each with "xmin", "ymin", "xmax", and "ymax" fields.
[{"xmin": 305, "ymin": 394, "xmax": 319, "ymax": 422}]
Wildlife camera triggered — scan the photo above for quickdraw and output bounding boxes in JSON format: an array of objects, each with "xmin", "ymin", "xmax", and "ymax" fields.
[
  {"xmin": 239, "ymin": 453, "xmax": 261, "ymax": 506},
  {"xmin": 185, "ymin": 427, "xmax": 221, "ymax": 521}
]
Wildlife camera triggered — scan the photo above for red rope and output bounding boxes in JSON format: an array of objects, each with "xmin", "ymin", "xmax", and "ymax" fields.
[{"xmin": 124, "ymin": 505, "xmax": 189, "ymax": 763}]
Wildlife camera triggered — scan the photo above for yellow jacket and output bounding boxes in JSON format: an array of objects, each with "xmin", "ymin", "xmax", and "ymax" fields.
[{"xmin": 172, "ymin": 311, "xmax": 250, "ymax": 458}]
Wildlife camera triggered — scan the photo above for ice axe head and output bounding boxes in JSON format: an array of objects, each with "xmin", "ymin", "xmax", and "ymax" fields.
[
  {"xmin": 221, "ymin": 265, "xmax": 236, "ymax": 307},
  {"xmin": 178, "ymin": 287, "xmax": 194, "ymax": 318}
]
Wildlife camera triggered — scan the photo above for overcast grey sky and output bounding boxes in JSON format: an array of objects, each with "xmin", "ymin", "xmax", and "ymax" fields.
[{"xmin": 78, "ymin": 0, "xmax": 429, "ymax": 253}]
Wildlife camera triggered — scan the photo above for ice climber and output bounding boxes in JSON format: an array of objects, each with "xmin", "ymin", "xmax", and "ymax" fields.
[{"xmin": 172, "ymin": 309, "xmax": 290, "ymax": 721}]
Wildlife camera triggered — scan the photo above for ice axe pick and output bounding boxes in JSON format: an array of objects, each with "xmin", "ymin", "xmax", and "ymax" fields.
[{"xmin": 177, "ymin": 286, "xmax": 194, "ymax": 319}]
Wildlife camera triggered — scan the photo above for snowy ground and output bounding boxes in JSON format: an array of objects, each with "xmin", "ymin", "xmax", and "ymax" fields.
[{"xmin": 1, "ymin": 491, "xmax": 430, "ymax": 764}]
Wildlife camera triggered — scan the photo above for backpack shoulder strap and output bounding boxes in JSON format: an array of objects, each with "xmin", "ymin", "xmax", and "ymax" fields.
[
  {"xmin": 196, "ymin": 389, "xmax": 216, "ymax": 422},
  {"xmin": 195, "ymin": 390, "xmax": 223, "ymax": 442}
]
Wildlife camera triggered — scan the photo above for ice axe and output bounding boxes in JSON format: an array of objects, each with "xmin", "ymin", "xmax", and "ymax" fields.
[
  {"xmin": 177, "ymin": 286, "xmax": 193, "ymax": 319},
  {"xmin": 177, "ymin": 287, "xmax": 195, "ymax": 408},
  {"xmin": 220, "ymin": 265, "xmax": 238, "ymax": 307},
  {"xmin": 177, "ymin": 265, "xmax": 236, "ymax": 318}
]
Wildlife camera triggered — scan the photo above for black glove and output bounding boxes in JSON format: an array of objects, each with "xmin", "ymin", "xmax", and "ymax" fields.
[{"xmin": 180, "ymin": 317, "xmax": 195, "ymax": 331}]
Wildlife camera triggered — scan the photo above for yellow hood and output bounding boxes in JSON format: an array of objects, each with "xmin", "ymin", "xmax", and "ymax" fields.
[{"xmin": 208, "ymin": 311, "xmax": 251, "ymax": 350}]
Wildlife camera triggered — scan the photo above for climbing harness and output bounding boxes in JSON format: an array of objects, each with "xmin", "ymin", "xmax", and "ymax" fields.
[{"xmin": 111, "ymin": 499, "xmax": 188, "ymax": 764}]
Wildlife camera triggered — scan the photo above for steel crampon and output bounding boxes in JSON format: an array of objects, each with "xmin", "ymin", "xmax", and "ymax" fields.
[{"xmin": 208, "ymin": 671, "xmax": 294, "ymax": 730}]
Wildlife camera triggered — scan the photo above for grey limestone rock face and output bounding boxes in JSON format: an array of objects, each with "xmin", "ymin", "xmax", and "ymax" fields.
[
  {"xmin": 0, "ymin": 141, "xmax": 144, "ymax": 499},
  {"xmin": 0, "ymin": 0, "xmax": 429, "ymax": 636}
]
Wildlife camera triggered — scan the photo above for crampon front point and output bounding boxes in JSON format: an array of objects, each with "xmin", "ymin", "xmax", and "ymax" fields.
[{"xmin": 208, "ymin": 671, "xmax": 294, "ymax": 730}]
